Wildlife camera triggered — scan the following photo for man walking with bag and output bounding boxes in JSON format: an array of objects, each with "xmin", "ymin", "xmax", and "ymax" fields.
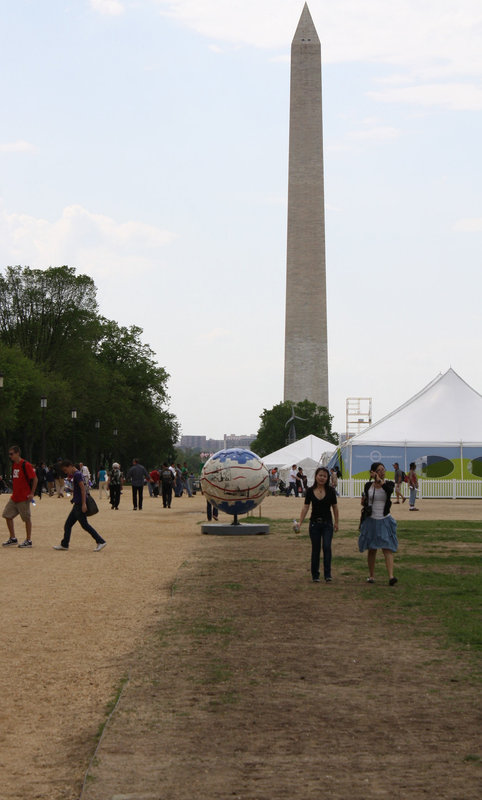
[{"xmin": 53, "ymin": 460, "xmax": 106, "ymax": 551}]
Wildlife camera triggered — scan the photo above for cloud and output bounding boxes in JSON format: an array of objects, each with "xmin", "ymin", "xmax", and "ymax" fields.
[
  {"xmin": 368, "ymin": 82, "xmax": 482, "ymax": 111},
  {"xmin": 0, "ymin": 141, "xmax": 37, "ymax": 153},
  {"xmin": 454, "ymin": 217, "xmax": 482, "ymax": 232},
  {"xmin": 153, "ymin": 1, "xmax": 482, "ymax": 71},
  {"xmin": 347, "ymin": 125, "xmax": 401, "ymax": 142},
  {"xmin": 0, "ymin": 203, "xmax": 176, "ymax": 277},
  {"xmin": 90, "ymin": 0, "xmax": 124, "ymax": 15}
]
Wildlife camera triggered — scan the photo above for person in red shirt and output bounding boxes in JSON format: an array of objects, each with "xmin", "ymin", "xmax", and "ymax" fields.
[
  {"xmin": 2, "ymin": 445, "xmax": 38, "ymax": 548},
  {"xmin": 149, "ymin": 468, "xmax": 160, "ymax": 497}
]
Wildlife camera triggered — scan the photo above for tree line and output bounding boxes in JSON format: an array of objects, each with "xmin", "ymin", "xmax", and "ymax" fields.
[{"xmin": 0, "ymin": 265, "xmax": 179, "ymax": 475}]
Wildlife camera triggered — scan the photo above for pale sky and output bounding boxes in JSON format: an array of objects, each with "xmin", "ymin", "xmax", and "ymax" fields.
[{"xmin": 1, "ymin": 0, "xmax": 481, "ymax": 439}]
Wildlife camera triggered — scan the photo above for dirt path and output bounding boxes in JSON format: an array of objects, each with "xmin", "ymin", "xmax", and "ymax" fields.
[{"xmin": 1, "ymin": 493, "xmax": 480, "ymax": 799}]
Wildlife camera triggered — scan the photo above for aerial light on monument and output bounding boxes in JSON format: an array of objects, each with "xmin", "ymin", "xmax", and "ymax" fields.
[{"xmin": 200, "ymin": 449, "xmax": 270, "ymax": 535}]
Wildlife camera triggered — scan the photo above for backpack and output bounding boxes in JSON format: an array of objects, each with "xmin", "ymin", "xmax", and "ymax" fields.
[
  {"xmin": 161, "ymin": 469, "xmax": 173, "ymax": 484},
  {"xmin": 110, "ymin": 468, "xmax": 121, "ymax": 486},
  {"xmin": 21, "ymin": 460, "xmax": 34, "ymax": 489},
  {"xmin": 401, "ymin": 471, "xmax": 408, "ymax": 483}
]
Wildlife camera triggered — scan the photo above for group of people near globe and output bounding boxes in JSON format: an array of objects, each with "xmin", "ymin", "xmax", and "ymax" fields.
[
  {"xmin": 268, "ymin": 464, "xmax": 340, "ymax": 497},
  {"xmin": 102, "ymin": 460, "xmax": 195, "ymax": 511}
]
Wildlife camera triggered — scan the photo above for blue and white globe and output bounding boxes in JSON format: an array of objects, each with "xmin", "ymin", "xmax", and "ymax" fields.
[{"xmin": 201, "ymin": 448, "xmax": 269, "ymax": 515}]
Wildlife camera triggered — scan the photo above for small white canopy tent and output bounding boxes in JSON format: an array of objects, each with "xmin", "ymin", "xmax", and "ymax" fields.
[
  {"xmin": 330, "ymin": 368, "xmax": 482, "ymax": 479},
  {"xmin": 261, "ymin": 434, "xmax": 336, "ymax": 486}
]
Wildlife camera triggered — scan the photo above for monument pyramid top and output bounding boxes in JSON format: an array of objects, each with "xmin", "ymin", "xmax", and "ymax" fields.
[{"xmin": 292, "ymin": 3, "xmax": 320, "ymax": 45}]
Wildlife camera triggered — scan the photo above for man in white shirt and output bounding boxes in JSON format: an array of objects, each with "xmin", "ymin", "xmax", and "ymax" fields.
[{"xmin": 287, "ymin": 465, "xmax": 298, "ymax": 496}]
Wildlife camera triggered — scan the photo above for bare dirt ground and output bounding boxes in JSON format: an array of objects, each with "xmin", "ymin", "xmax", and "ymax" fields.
[{"xmin": 1, "ymin": 492, "xmax": 480, "ymax": 800}]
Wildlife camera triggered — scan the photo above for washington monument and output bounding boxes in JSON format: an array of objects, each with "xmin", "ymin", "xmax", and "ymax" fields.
[{"xmin": 284, "ymin": 4, "xmax": 328, "ymax": 410}]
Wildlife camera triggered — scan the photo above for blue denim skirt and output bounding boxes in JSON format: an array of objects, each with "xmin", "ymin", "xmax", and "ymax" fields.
[{"xmin": 358, "ymin": 515, "xmax": 398, "ymax": 553}]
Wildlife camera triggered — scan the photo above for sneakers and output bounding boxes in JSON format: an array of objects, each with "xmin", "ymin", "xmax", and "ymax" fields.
[
  {"xmin": 53, "ymin": 544, "xmax": 69, "ymax": 550},
  {"xmin": 389, "ymin": 577, "xmax": 398, "ymax": 586},
  {"xmin": 2, "ymin": 537, "xmax": 18, "ymax": 546},
  {"xmin": 94, "ymin": 542, "xmax": 107, "ymax": 552},
  {"xmin": 312, "ymin": 577, "xmax": 320, "ymax": 583},
  {"xmin": 18, "ymin": 540, "xmax": 32, "ymax": 548}
]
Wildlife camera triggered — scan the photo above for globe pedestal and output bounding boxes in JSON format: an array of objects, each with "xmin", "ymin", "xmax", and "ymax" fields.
[{"xmin": 202, "ymin": 515, "xmax": 269, "ymax": 536}]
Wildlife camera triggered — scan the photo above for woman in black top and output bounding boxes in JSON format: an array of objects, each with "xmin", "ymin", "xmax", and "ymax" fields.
[{"xmin": 298, "ymin": 467, "xmax": 339, "ymax": 582}]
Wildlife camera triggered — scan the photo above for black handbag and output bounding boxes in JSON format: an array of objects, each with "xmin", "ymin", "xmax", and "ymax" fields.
[
  {"xmin": 359, "ymin": 486, "xmax": 374, "ymax": 529},
  {"xmin": 85, "ymin": 493, "xmax": 99, "ymax": 516}
]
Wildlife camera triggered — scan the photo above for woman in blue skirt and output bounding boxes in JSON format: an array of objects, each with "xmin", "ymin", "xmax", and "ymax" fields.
[{"xmin": 359, "ymin": 462, "xmax": 398, "ymax": 585}]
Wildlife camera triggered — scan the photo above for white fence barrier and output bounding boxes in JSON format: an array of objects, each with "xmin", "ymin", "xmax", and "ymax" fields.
[{"xmin": 338, "ymin": 478, "xmax": 482, "ymax": 500}]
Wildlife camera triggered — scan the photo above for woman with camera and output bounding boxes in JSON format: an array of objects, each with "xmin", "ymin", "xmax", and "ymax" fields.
[{"xmin": 359, "ymin": 462, "xmax": 398, "ymax": 585}]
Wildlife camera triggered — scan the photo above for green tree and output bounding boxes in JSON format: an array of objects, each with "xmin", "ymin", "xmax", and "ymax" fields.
[
  {"xmin": 0, "ymin": 342, "xmax": 71, "ymax": 467},
  {"xmin": 0, "ymin": 266, "xmax": 179, "ymax": 468},
  {"xmin": 250, "ymin": 400, "xmax": 337, "ymax": 457},
  {"xmin": 0, "ymin": 265, "xmax": 98, "ymax": 367}
]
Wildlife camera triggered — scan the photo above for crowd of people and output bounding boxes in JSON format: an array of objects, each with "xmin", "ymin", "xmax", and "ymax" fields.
[
  {"xmin": 2, "ymin": 447, "xmax": 412, "ymax": 588},
  {"xmin": 267, "ymin": 464, "xmax": 341, "ymax": 497}
]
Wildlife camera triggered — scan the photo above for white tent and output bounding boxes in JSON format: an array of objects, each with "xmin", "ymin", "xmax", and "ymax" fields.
[
  {"xmin": 329, "ymin": 368, "xmax": 482, "ymax": 479},
  {"xmin": 261, "ymin": 434, "xmax": 336, "ymax": 486}
]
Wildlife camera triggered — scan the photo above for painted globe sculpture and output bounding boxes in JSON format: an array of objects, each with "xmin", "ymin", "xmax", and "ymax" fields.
[{"xmin": 200, "ymin": 449, "xmax": 269, "ymax": 516}]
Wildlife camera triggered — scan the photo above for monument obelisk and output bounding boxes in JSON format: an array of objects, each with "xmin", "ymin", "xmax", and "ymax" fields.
[{"xmin": 283, "ymin": 4, "xmax": 328, "ymax": 410}]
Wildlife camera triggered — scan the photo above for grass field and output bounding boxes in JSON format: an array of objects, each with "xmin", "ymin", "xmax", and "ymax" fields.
[{"xmin": 248, "ymin": 516, "xmax": 482, "ymax": 661}]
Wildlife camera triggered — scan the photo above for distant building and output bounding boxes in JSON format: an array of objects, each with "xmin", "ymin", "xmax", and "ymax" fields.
[
  {"xmin": 178, "ymin": 434, "xmax": 256, "ymax": 452},
  {"xmin": 206, "ymin": 438, "xmax": 224, "ymax": 452},
  {"xmin": 179, "ymin": 435, "xmax": 207, "ymax": 450},
  {"xmin": 223, "ymin": 434, "xmax": 257, "ymax": 449}
]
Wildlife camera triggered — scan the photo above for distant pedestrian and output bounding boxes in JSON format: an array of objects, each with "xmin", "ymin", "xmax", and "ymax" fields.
[
  {"xmin": 108, "ymin": 462, "xmax": 123, "ymax": 510},
  {"xmin": 53, "ymin": 460, "xmax": 106, "ymax": 551},
  {"xmin": 55, "ymin": 459, "xmax": 65, "ymax": 498},
  {"xmin": 79, "ymin": 462, "xmax": 91, "ymax": 488},
  {"xmin": 97, "ymin": 467, "xmax": 107, "ymax": 499},
  {"xmin": 206, "ymin": 501, "xmax": 218, "ymax": 521},
  {"xmin": 174, "ymin": 464, "xmax": 183, "ymax": 497},
  {"xmin": 269, "ymin": 468, "xmax": 279, "ymax": 495},
  {"xmin": 126, "ymin": 458, "xmax": 150, "ymax": 510},
  {"xmin": 393, "ymin": 462, "xmax": 406, "ymax": 504},
  {"xmin": 150, "ymin": 468, "xmax": 160, "ymax": 497},
  {"xmin": 182, "ymin": 462, "xmax": 193, "ymax": 497},
  {"xmin": 329, "ymin": 467, "xmax": 339, "ymax": 495},
  {"xmin": 359, "ymin": 462, "xmax": 398, "ymax": 585},
  {"xmin": 46, "ymin": 465, "xmax": 56, "ymax": 496},
  {"xmin": 408, "ymin": 462, "xmax": 419, "ymax": 511},
  {"xmin": 286, "ymin": 465, "xmax": 298, "ymax": 497},
  {"xmin": 160, "ymin": 463, "xmax": 174, "ymax": 508},
  {"xmin": 35, "ymin": 462, "xmax": 47, "ymax": 499},
  {"xmin": 296, "ymin": 467, "xmax": 305, "ymax": 497},
  {"xmin": 2, "ymin": 445, "xmax": 38, "ymax": 548}
]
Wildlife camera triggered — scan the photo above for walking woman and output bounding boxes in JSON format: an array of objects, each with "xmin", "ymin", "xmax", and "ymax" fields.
[
  {"xmin": 359, "ymin": 462, "xmax": 398, "ymax": 585},
  {"xmin": 297, "ymin": 467, "xmax": 339, "ymax": 583}
]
